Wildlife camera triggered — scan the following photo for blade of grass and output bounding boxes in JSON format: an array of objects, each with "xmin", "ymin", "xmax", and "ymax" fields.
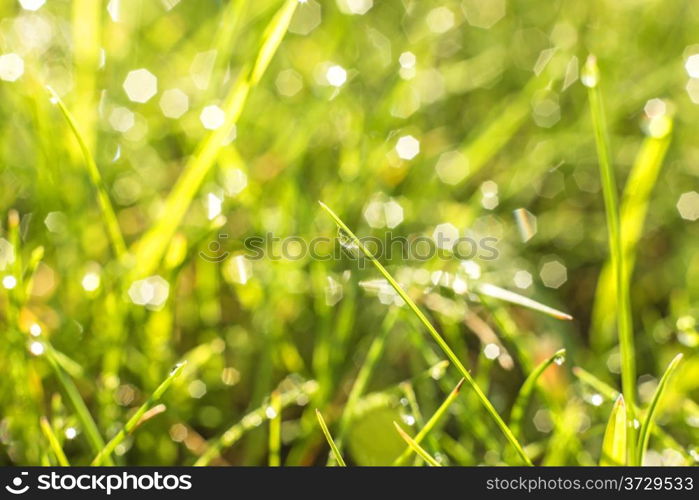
[
  {"xmin": 393, "ymin": 378, "xmax": 464, "ymax": 466},
  {"xmin": 583, "ymin": 55, "xmax": 637, "ymax": 462},
  {"xmin": 91, "ymin": 361, "xmax": 187, "ymax": 465},
  {"xmin": 590, "ymin": 118, "xmax": 673, "ymax": 348},
  {"xmin": 458, "ymin": 72, "xmax": 556, "ymax": 182},
  {"xmin": 509, "ymin": 349, "xmax": 566, "ymax": 439},
  {"xmin": 46, "ymin": 87, "xmax": 126, "ymax": 259},
  {"xmin": 636, "ymin": 353, "xmax": 683, "ymax": 465},
  {"xmin": 44, "ymin": 345, "xmax": 112, "ymax": 465},
  {"xmin": 195, "ymin": 380, "xmax": 318, "ymax": 466},
  {"xmin": 208, "ymin": 0, "xmax": 251, "ymax": 95},
  {"xmin": 572, "ymin": 366, "xmax": 691, "ymax": 462},
  {"xmin": 268, "ymin": 390, "xmax": 281, "ymax": 466},
  {"xmin": 572, "ymin": 366, "xmax": 619, "ymax": 401},
  {"xmin": 393, "ymin": 422, "xmax": 441, "ymax": 466},
  {"xmin": 477, "ymin": 283, "xmax": 573, "ymax": 321},
  {"xmin": 22, "ymin": 246, "xmax": 44, "ymax": 299},
  {"xmin": 315, "ymin": 409, "xmax": 346, "ymax": 467},
  {"xmin": 71, "ymin": 0, "xmax": 101, "ymax": 152},
  {"xmin": 130, "ymin": 0, "xmax": 299, "ymax": 279},
  {"xmin": 600, "ymin": 395, "xmax": 627, "ymax": 466},
  {"xmin": 400, "ymin": 381, "xmax": 425, "ymax": 430},
  {"xmin": 39, "ymin": 417, "xmax": 70, "ymax": 466},
  {"xmin": 333, "ymin": 307, "xmax": 399, "ymax": 462},
  {"xmin": 319, "ymin": 201, "xmax": 533, "ymax": 465}
]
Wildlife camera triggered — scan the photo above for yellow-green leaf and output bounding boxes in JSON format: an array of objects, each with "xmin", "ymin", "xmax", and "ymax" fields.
[{"xmin": 600, "ymin": 394, "xmax": 626, "ymax": 466}]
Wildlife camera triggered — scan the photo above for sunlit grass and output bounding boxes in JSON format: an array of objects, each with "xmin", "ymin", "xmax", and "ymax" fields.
[
  {"xmin": 0, "ymin": 0, "xmax": 695, "ymax": 468},
  {"xmin": 92, "ymin": 361, "xmax": 186, "ymax": 465},
  {"xmin": 319, "ymin": 201, "xmax": 532, "ymax": 466},
  {"xmin": 583, "ymin": 55, "xmax": 638, "ymax": 464}
]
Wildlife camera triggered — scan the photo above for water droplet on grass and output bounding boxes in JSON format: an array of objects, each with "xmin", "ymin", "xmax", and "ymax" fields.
[{"xmin": 337, "ymin": 227, "xmax": 358, "ymax": 250}]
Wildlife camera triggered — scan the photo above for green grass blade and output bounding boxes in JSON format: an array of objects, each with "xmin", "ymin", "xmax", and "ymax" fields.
[
  {"xmin": 583, "ymin": 55, "xmax": 637, "ymax": 461},
  {"xmin": 333, "ymin": 308, "xmax": 399, "ymax": 463},
  {"xmin": 458, "ymin": 71, "xmax": 558, "ymax": 182},
  {"xmin": 636, "ymin": 353, "xmax": 683, "ymax": 465},
  {"xmin": 477, "ymin": 284, "xmax": 572, "ymax": 321},
  {"xmin": 319, "ymin": 201, "xmax": 533, "ymax": 466},
  {"xmin": 22, "ymin": 245, "xmax": 44, "ymax": 299},
  {"xmin": 393, "ymin": 422, "xmax": 441, "ymax": 467},
  {"xmin": 39, "ymin": 417, "xmax": 70, "ymax": 466},
  {"xmin": 600, "ymin": 395, "xmax": 627, "ymax": 466},
  {"xmin": 70, "ymin": 0, "xmax": 101, "ymax": 152},
  {"xmin": 44, "ymin": 346, "xmax": 112, "ymax": 465},
  {"xmin": 315, "ymin": 409, "xmax": 347, "ymax": 467},
  {"xmin": 393, "ymin": 378, "xmax": 464, "ymax": 466},
  {"xmin": 249, "ymin": 0, "xmax": 298, "ymax": 86},
  {"xmin": 130, "ymin": 0, "xmax": 299, "ymax": 279},
  {"xmin": 46, "ymin": 87, "xmax": 126, "ymax": 259},
  {"xmin": 195, "ymin": 380, "xmax": 318, "ymax": 466},
  {"xmin": 590, "ymin": 119, "xmax": 673, "ymax": 348},
  {"xmin": 572, "ymin": 366, "xmax": 619, "ymax": 401},
  {"xmin": 268, "ymin": 390, "xmax": 282, "ymax": 466},
  {"xmin": 509, "ymin": 349, "xmax": 566, "ymax": 438},
  {"xmin": 209, "ymin": 0, "xmax": 251, "ymax": 92},
  {"xmin": 91, "ymin": 361, "xmax": 187, "ymax": 465},
  {"xmin": 573, "ymin": 366, "xmax": 692, "ymax": 464}
]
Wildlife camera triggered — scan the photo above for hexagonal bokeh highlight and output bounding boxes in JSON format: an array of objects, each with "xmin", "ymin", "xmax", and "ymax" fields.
[
  {"xmin": 462, "ymin": 0, "xmax": 506, "ymax": 29},
  {"xmin": 200, "ymin": 105, "xmax": 225, "ymax": 130},
  {"xmin": 289, "ymin": 0, "xmax": 321, "ymax": 36},
  {"xmin": 540, "ymin": 260, "xmax": 567, "ymax": 289},
  {"xmin": 159, "ymin": 88, "xmax": 189, "ymax": 119},
  {"xmin": 123, "ymin": 68, "xmax": 158, "ymax": 103},
  {"xmin": 19, "ymin": 0, "xmax": 45, "ymax": 11},
  {"xmin": 395, "ymin": 135, "xmax": 420, "ymax": 160},
  {"xmin": 336, "ymin": 0, "xmax": 373, "ymax": 16},
  {"xmin": 677, "ymin": 191, "xmax": 699, "ymax": 221},
  {"xmin": 0, "ymin": 53, "xmax": 24, "ymax": 82},
  {"xmin": 276, "ymin": 69, "xmax": 303, "ymax": 97},
  {"xmin": 433, "ymin": 222, "xmax": 459, "ymax": 250}
]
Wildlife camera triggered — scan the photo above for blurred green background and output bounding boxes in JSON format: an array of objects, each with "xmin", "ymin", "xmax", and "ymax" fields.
[{"xmin": 0, "ymin": 0, "xmax": 698, "ymax": 466}]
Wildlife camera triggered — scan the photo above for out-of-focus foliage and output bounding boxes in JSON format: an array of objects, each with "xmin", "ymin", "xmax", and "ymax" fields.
[{"xmin": 0, "ymin": 0, "xmax": 697, "ymax": 466}]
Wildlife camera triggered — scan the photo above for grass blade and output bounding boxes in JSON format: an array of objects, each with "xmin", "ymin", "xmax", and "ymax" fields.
[
  {"xmin": 590, "ymin": 118, "xmax": 673, "ymax": 348},
  {"xmin": 332, "ymin": 308, "xmax": 399, "ymax": 463},
  {"xmin": 315, "ymin": 409, "xmax": 346, "ymax": 467},
  {"xmin": 583, "ymin": 55, "xmax": 637, "ymax": 461},
  {"xmin": 249, "ymin": 0, "xmax": 298, "ymax": 86},
  {"xmin": 47, "ymin": 87, "xmax": 126, "ymax": 259},
  {"xmin": 91, "ymin": 361, "xmax": 187, "ymax": 465},
  {"xmin": 573, "ymin": 366, "xmax": 692, "ymax": 464},
  {"xmin": 636, "ymin": 353, "xmax": 683, "ymax": 465},
  {"xmin": 509, "ymin": 349, "xmax": 566, "ymax": 439},
  {"xmin": 70, "ymin": 0, "xmax": 101, "ymax": 152},
  {"xmin": 268, "ymin": 390, "xmax": 281, "ymax": 466},
  {"xmin": 39, "ymin": 417, "xmax": 70, "ymax": 466},
  {"xmin": 319, "ymin": 201, "xmax": 532, "ymax": 465},
  {"xmin": 44, "ymin": 346, "xmax": 112, "ymax": 465},
  {"xmin": 477, "ymin": 284, "xmax": 572, "ymax": 321},
  {"xmin": 393, "ymin": 378, "xmax": 464, "ymax": 466},
  {"xmin": 195, "ymin": 380, "xmax": 318, "ymax": 466},
  {"xmin": 393, "ymin": 422, "xmax": 441, "ymax": 467},
  {"xmin": 572, "ymin": 367, "xmax": 619, "ymax": 401},
  {"xmin": 130, "ymin": 0, "xmax": 299, "ymax": 279},
  {"xmin": 600, "ymin": 395, "xmax": 627, "ymax": 466},
  {"xmin": 458, "ymin": 70, "xmax": 560, "ymax": 182}
]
